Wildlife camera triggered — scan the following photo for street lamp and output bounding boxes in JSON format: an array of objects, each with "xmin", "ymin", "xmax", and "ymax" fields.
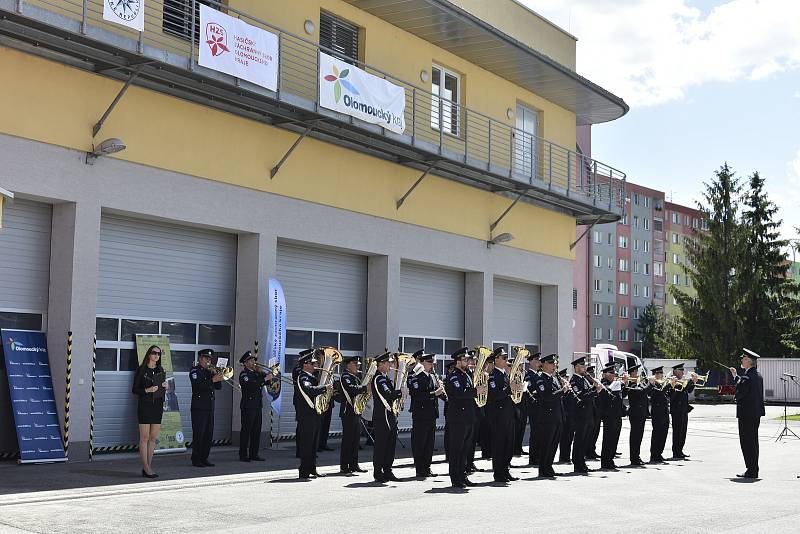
[
  {"xmin": 636, "ymin": 339, "xmax": 644, "ymax": 359},
  {"xmin": 487, "ymin": 232, "xmax": 515, "ymax": 248}
]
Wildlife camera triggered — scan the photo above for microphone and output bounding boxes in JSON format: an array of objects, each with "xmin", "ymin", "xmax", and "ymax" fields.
[{"xmin": 783, "ymin": 372, "xmax": 797, "ymax": 379}]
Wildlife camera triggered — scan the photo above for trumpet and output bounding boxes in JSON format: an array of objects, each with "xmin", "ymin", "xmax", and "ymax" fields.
[
  {"xmin": 210, "ymin": 365, "xmax": 240, "ymax": 391},
  {"xmin": 254, "ymin": 362, "xmax": 280, "ymax": 376},
  {"xmin": 693, "ymin": 371, "xmax": 710, "ymax": 386}
]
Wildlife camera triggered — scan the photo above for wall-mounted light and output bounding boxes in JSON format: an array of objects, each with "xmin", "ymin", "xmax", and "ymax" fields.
[
  {"xmin": 506, "ymin": 107, "xmax": 514, "ymax": 119},
  {"xmin": 487, "ymin": 232, "xmax": 514, "ymax": 248},
  {"xmin": 304, "ymin": 20, "xmax": 315, "ymax": 35},
  {"xmin": 420, "ymin": 69, "xmax": 429, "ymax": 83},
  {"xmin": 86, "ymin": 138, "xmax": 126, "ymax": 165}
]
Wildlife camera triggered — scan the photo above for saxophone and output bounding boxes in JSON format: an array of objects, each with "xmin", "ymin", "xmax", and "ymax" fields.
[
  {"xmin": 390, "ymin": 353, "xmax": 416, "ymax": 416},
  {"xmin": 314, "ymin": 347, "xmax": 343, "ymax": 415},
  {"xmin": 473, "ymin": 346, "xmax": 492, "ymax": 407},
  {"xmin": 510, "ymin": 346, "xmax": 529, "ymax": 404},
  {"xmin": 353, "ymin": 359, "xmax": 377, "ymax": 415}
]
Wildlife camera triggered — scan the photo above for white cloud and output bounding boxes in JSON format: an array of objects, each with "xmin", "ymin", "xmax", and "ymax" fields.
[
  {"xmin": 776, "ymin": 149, "xmax": 800, "ymax": 240},
  {"xmin": 522, "ymin": 0, "xmax": 800, "ymax": 107}
]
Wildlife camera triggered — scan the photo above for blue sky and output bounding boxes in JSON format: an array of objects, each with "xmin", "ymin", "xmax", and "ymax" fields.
[{"xmin": 523, "ymin": 0, "xmax": 800, "ymax": 242}]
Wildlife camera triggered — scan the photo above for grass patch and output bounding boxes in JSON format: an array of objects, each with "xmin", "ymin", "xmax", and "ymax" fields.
[{"xmin": 774, "ymin": 414, "xmax": 800, "ymax": 421}]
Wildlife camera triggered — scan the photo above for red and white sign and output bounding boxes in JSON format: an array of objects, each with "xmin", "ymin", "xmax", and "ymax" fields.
[{"xmin": 198, "ymin": 4, "xmax": 279, "ymax": 92}]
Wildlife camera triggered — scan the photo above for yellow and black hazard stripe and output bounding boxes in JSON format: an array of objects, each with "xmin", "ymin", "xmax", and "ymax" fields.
[
  {"xmin": 89, "ymin": 334, "xmax": 97, "ymax": 461},
  {"xmin": 63, "ymin": 331, "xmax": 72, "ymax": 459},
  {"xmin": 92, "ymin": 438, "xmax": 233, "ymax": 455},
  {"xmin": 0, "ymin": 451, "xmax": 20, "ymax": 460}
]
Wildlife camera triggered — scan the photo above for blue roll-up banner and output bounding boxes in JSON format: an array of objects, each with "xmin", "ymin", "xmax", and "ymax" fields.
[
  {"xmin": 266, "ymin": 277, "xmax": 286, "ymax": 419},
  {"xmin": 1, "ymin": 329, "xmax": 67, "ymax": 464}
]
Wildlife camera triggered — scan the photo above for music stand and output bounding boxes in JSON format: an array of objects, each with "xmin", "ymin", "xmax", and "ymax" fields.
[{"xmin": 776, "ymin": 377, "xmax": 799, "ymax": 442}]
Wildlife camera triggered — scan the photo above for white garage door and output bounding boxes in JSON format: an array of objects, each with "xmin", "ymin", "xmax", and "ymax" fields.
[
  {"xmin": 94, "ymin": 214, "xmax": 237, "ymax": 449},
  {"xmin": 398, "ymin": 262, "xmax": 464, "ymax": 429},
  {"xmin": 274, "ymin": 242, "xmax": 367, "ymax": 438},
  {"xmin": 492, "ymin": 278, "xmax": 541, "ymax": 353}
]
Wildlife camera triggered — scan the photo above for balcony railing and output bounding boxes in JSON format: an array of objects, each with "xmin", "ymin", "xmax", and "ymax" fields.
[{"xmin": 1, "ymin": 0, "xmax": 626, "ymax": 220}]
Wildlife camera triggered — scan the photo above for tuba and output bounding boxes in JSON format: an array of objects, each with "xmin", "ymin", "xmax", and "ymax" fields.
[
  {"xmin": 510, "ymin": 346, "xmax": 529, "ymax": 404},
  {"xmin": 473, "ymin": 346, "xmax": 492, "ymax": 407},
  {"xmin": 390, "ymin": 353, "xmax": 416, "ymax": 416},
  {"xmin": 353, "ymin": 358, "xmax": 377, "ymax": 415},
  {"xmin": 314, "ymin": 347, "xmax": 343, "ymax": 415}
]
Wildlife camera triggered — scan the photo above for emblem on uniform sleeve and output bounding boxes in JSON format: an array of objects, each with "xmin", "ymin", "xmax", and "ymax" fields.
[
  {"xmin": 453, "ymin": 380, "xmax": 460, "ymax": 388},
  {"xmin": 191, "ymin": 372, "xmax": 197, "ymax": 379},
  {"xmin": 413, "ymin": 382, "xmax": 419, "ymax": 389},
  {"xmin": 490, "ymin": 382, "xmax": 496, "ymax": 389},
  {"xmin": 539, "ymin": 384, "xmax": 545, "ymax": 391},
  {"xmin": 243, "ymin": 376, "xmax": 249, "ymax": 382}
]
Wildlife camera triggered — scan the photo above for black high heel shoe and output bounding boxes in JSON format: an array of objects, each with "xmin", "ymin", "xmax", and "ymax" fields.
[{"xmin": 141, "ymin": 469, "xmax": 157, "ymax": 479}]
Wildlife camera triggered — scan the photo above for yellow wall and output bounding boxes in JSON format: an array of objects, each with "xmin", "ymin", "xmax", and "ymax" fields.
[{"xmin": 0, "ymin": 48, "xmax": 576, "ymax": 260}]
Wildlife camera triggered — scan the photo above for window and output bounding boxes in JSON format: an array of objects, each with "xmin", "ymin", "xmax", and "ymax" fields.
[
  {"xmin": 594, "ymin": 303, "xmax": 602, "ymax": 316},
  {"xmin": 608, "ymin": 233, "xmax": 613, "ymax": 245},
  {"xmin": 644, "ymin": 240, "xmax": 650, "ymax": 253},
  {"xmin": 608, "ymin": 280, "xmax": 614, "ymax": 293},
  {"xmin": 685, "ymin": 215, "xmax": 690, "ymax": 225},
  {"xmin": 643, "ymin": 218, "xmax": 650, "ymax": 231},
  {"xmin": 620, "ymin": 305, "xmax": 629, "ymax": 319},
  {"xmin": 644, "ymin": 197, "xmax": 650, "ymax": 208},
  {"xmin": 399, "ymin": 337, "xmax": 461, "ymax": 359},
  {"xmin": 594, "ymin": 328, "xmax": 602, "ymax": 341},
  {"xmin": 633, "ymin": 307, "xmax": 641, "ymax": 320},
  {"xmin": 634, "ymin": 239, "xmax": 639, "ymax": 251},
  {"xmin": 692, "ymin": 218, "xmax": 699, "ymax": 229},
  {"xmin": 633, "ymin": 284, "xmax": 639, "ymax": 297},
  {"xmin": 672, "ymin": 274, "xmax": 680, "ymax": 284},
  {"xmin": 431, "ymin": 65, "xmax": 460, "ymax": 135},
  {"xmin": 655, "ymin": 262, "xmax": 664, "ymax": 276},
  {"xmin": 618, "ymin": 236, "xmax": 628, "ymax": 249},
  {"xmin": 685, "ymin": 275, "xmax": 691, "ymax": 287},
  {"xmin": 644, "ymin": 286, "xmax": 650, "ymax": 298},
  {"xmin": 672, "ymin": 296, "xmax": 678, "ymax": 305},
  {"xmin": 619, "ymin": 329, "xmax": 629, "ymax": 342},
  {"xmin": 594, "ymin": 255, "xmax": 602, "ymax": 268},
  {"xmin": 619, "ymin": 259, "xmax": 629, "ymax": 272},
  {"xmin": 654, "ymin": 218, "xmax": 663, "ymax": 232},
  {"xmin": 607, "ymin": 329, "xmax": 614, "ymax": 341},
  {"xmin": 607, "ymin": 257, "xmax": 613, "ymax": 269},
  {"xmin": 643, "ymin": 263, "xmax": 650, "ymax": 275},
  {"xmin": 163, "ymin": 0, "xmax": 218, "ymax": 42},
  {"xmin": 672, "ymin": 232, "xmax": 679, "ymax": 244},
  {"xmin": 594, "ymin": 279, "xmax": 601, "ymax": 292},
  {"xmin": 655, "ymin": 284, "xmax": 665, "ymax": 299},
  {"xmin": 622, "ymin": 214, "xmax": 629, "ymax": 225},
  {"xmin": 320, "ymin": 11, "xmax": 360, "ymax": 63},
  {"xmin": 607, "ymin": 304, "xmax": 614, "ymax": 317},
  {"xmin": 633, "ymin": 215, "xmax": 639, "ymax": 228},
  {"xmin": 593, "ymin": 231, "xmax": 602, "ymax": 244},
  {"xmin": 633, "ymin": 261, "xmax": 640, "ymax": 274},
  {"xmin": 633, "ymin": 193, "xmax": 640, "ymax": 205},
  {"xmin": 673, "ymin": 253, "xmax": 680, "ymax": 264},
  {"xmin": 672, "ymin": 212, "xmax": 679, "ymax": 224},
  {"xmin": 619, "ymin": 282, "xmax": 629, "ymax": 295}
]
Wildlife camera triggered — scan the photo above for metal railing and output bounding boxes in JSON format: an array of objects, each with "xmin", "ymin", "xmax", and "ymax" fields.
[{"xmin": 10, "ymin": 0, "xmax": 625, "ymax": 213}]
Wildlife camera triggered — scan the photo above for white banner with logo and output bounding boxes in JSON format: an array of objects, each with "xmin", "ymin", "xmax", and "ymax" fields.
[
  {"xmin": 198, "ymin": 4, "xmax": 279, "ymax": 91},
  {"xmin": 319, "ymin": 52, "xmax": 406, "ymax": 134},
  {"xmin": 103, "ymin": 0, "xmax": 145, "ymax": 32}
]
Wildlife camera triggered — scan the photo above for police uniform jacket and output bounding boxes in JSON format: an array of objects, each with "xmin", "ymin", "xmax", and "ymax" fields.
[
  {"xmin": 534, "ymin": 372, "xmax": 564, "ymax": 423},
  {"xmin": 626, "ymin": 382, "xmax": 650, "ymax": 419},
  {"xmin": 338, "ymin": 371, "xmax": 366, "ymax": 417},
  {"xmin": 569, "ymin": 374, "xmax": 597, "ymax": 419},
  {"xmin": 649, "ymin": 383, "xmax": 671, "ymax": 415},
  {"xmin": 239, "ymin": 368, "xmax": 266, "ymax": 411},
  {"xmin": 295, "ymin": 370, "xmax": 327, "ymax": 420},
  {"xmin": 598, "ymin": 378, "xmax": 626, "ymax": 419},
  {"xmin": 525, "ymin": 369, "xmax": 540, "ymax": 413},
  {"xmin": 487, "ymin": 367, "xmax": 514, "ymax": 418},
  {"xmin": 444, "ymin": 367, "xmax": 477, "ymax": 424},
  {"xmin": 190, "ymin": 365, "xmax": 222, "ymax": 411},
  {"xmin": 373, "ymin": 373, "xmax": 401, "ymax": 423},
  {"xmin": 669, "ymin": 379, "xmax": 695, "ymax": 416},
  {"xmin": 734, "ymin": 367, "xmax": 765, "ymax": 419},
  {"xmin": 410, "ymin": 372, "xmax": 441, "ymax": 421}
]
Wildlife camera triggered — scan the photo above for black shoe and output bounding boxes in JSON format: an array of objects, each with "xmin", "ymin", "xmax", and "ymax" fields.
[
  {"xmin": 463, "ymin": 478, "xmax": 478, "ymax": 487},
  {"xmin": 736, "ymin": 472, "xmax": 758, "ymax": 479},
  {"xmin": 506, "ymin": 475, "xmax": 519, "ymax": 482},
  {"xmin": 239, "ymin": 457, "xmax": 251, "ymax": 463},
  {"xmin": 630, "ymin": 459, "xmax": 646, "ymax": 467},
  {"xmin": 527, "ymin": 462, "xmax": 539, "ymax": 467},
  {"xmin": 318, "ymin": 446, "xmax": 334, "ymax": 452},
  {"xmin": 586, "ymin": 454, "xmax": 599, "ymax": 460},
  {"xmin": 192, "ymin": 462, "xmax": 206, "ymax": 468},
  {"xmin": 352, "ymin": 466, "xmax": 367, "ymax": 473},
  {"xmin": 452, "ymin": 482, "xmax": 467, "ymax": 489},
  {"xmin": 250, "ymin": 456, "xmax": 265, "ymax": 462},
  {"xmin": 298, "ymin": 473, "xmax": 311, "ymax": 480},
  {"xmin": 574, "ymin": 467, "xmax": 589, "ymax": 475},
  {"xmin": 385, "ymin": 473, "xmax": 401, "ymax": 482},
  {"xmin": 539, "ymin": 471, "xmax": 556, "ymax": 479},
  {"xmin": 374, "ymin": 473, "xmax": 387, "ymax": 483},
  {"xmin": 311, "ymin": 471, "xmax": 326, "ymax": 478},
  {"xmin": 141, "ymin": 469, "xmax": 157, "ymax": 479},
  {"xmin": 426, "ymin": 471, "xmax": 440, "ymax": 477},
  {"xmin": 339, "ymin": 469, "xmax": 355, "ymax": 476},
  {"xmin": 202, "ymin": 461, "xmax": 215, "ymax": 467}
]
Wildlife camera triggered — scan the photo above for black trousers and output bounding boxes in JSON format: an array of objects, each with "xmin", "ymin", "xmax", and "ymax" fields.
[
  {"xmin": 373, "ymin": 412, "xmax": 397, "ymax": 475},
  {"xmin": 571, "ymin": 416, "xmax": 591, "ymax": 469},
  {"xmin": 671, "ymin": 411, "xmax": 688, "ymax": 456},
  {"xmin": 239, "ymin": 409, "xmax": 262, "ymax": 459},
  {"xmin": 191, "ymin": 409, "xmax": 214, "ymax": 464},
  {"xmin": 558, "ymin": 413, "xmax": 575, "ymax": 462},
  {"xmin": 514, "ymin": 407, "xmax": 526, "ymax": 454},
  {"xmin": 411, "ymin": 418, "xmax": 436, "ymax": 476},
  {"xmin": 650, "ymin": 410, "xmax": 669, "ymax": 460},
  {"xmin": 588, "ymin": 412, "xmax": 601, "ymax": 456},
  {"xmin": 738, "ymin": 417, "xmax": 760, "ymax": 475},
  {"xmin": 318, "ymin": 406, "xmax": 333, "ymax": 450},
  {"xmin": 528, "ymin": 411, "xmax": 540, "ymax": 464},
  {"xmin": 444, "ymin": 421, "xmax": 450, "ymax": 459},
  {"xmin": 538, "ymin": 418, "xmax": 562, "ymax": 475},
  {"xmin": 600, "ymin": 416, "xmax": 622, "ymax": 466},
  {"xmin": 447, "ymin": 421, "xmax": 473, "ymax": 485},
  {"xmin": 490, "ymin": 413, "xmax": 515, "ymax": 480},
  {"xmin": 297, "ymin": 415, "xmax": 320, "ymax": 476},
  {"xmin": 476, "ymin": 411, "xmax": 490, "ymax": 460},
  {"xmin": 629, "ymin": 415, "xmax": 646, "ymax": 462},
  {"xmin": 340, "ymin": 413, "xmax": 360, "ymax": 470}
]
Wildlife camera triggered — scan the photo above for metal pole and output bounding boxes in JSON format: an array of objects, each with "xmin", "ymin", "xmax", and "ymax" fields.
[
  {"xmin": 411, "ymin": 88, "xmax": 416, "ymax": 142},
  {"xmin": 276, "ymin": 33, "xmax": 282, "ymax": 98},
  {"xmin": 567, "ymin": 152, "xmax": 572, "ymax": 194},
  {"xmin": 81, "ymin": 0, "xmax": 88, "ymax": 35},
  {"xmin": 488, "ymin": 120, "xmax": 492, "ymax": 169},
  {"xmin": 548, "ymin": 143, "xmax": 552, "ymax": 189},
  {"xmin": 190, "ymin": 0, "xmax": 197, "ymax": 70}
]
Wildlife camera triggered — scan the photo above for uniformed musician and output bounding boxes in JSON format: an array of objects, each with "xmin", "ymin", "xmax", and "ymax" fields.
[
  {"xmin": 295, "ymin": 349, "xmax": 332, "ymax": 479},
  {"xmin": 625, "ymin": 364, "xmax": 649, "ymax": 467},
  {"xmin": 599, "ymin": 363, "xmax": 626, "ymax": 471},
  {"xmin": 569, "ymin": 356, "xmax": 601, "ymax": 474},
  {"xmin": 648, "ymin": 366, "xmax": 673, "ymax": 464},
  {"xmin": 585, "ymin": 364, "xmax": 601, "ymax": 461},
  {"xmin": 487, "ymin": 347, "xmax": 522, "ymax": 483},
  {"xmin": 512, "ymin": 353, "xmax": 527, "ymax": 457},
  {"xmin": 669, "ymin": 362, "xmax": 695, "ymax": 459},
  {"xmin": 525, "ymin": 352, "xmax": 541, "ymax": 467},
  {"xmin": 338, "ymin": 356, "xmax": 367, "ymax": 474},
  {"xmin": 534, "ymin": 354, "xmax": 570, "ymax": 478},
  {"xmin": 473, "ymin": 352, "xmax": 492, "ymax": 468},
  {"xmin": 443, "ymin": 360, "xmax": 456, "ymax": 461},
  {"xmin": 444, "ymin": 347, "xmax": 487, "ymax": 489},
  {"xmin": 372, "ymin": 352, "xmax": 402, "ymax": 483},
  {"xmin": 730, "ymin": 348, "xmax": 765, "ymax": 479},
  {"xmin": 190, "ymin": 348, "xmax": 223, "ymax": 467},
  {"xmin": 557, "ymin": 368, "xmax": 575, "ymax": 465},
  {"xmin": 238, "ymin": 351, "xmax": 271, "ymax": 462},
  {"xmin": 409, "ymin": 352, "xmax": 445, "ymax": 479}
]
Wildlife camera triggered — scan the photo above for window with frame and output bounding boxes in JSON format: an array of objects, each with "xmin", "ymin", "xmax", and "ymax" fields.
[
  {"xmin": 672, "ymin": 274, "xmax": 680, "ymax": 284},
  {"xmin": 594, "ymin": 328, "xmax": 602, "ymax": 341},
  {"xmin": 685, "ymin": 215, "xmax": 690, "ymax": 225},
  {"xmin": 643, "ymin": 218, "xmax": 650, "ymax": 230},
  {"xmin": 633, "ymin": 284, "xmax": 639, "ymax": 297},
  {"xmin": 619, "ymin": 259, "xmax": 629, "ymax": 272},
  {"xmin": 644, "ymin": 286, "xmax": 650, "ymax": 298},
  {"xmin": 607, "ymin": 304, "xmax": 614, "ymax": 317},
  {"xmin": 607, "ymin": 233, "xmax": 613, "ymax": 245},
  {"xmin": 619, "ymin": 329, "xmax": 629, "ymax": 342},
  {"xmin": 319, "ymin": 11, "xmax": 360, "ymax": 64},
  {"xmin": 594, "ymin": 303, "xmax": 601, "ymax": 316},
  {"xmin": 644, "ymin": 197, "xmax": 650, "ymax": 208},
  {"xmin": 608, "ymin": 280, "xmax": 614, "ymax": 293},
  {"xmin": 431, "ymin": 65, "xmax": 460, "ymax": 136},
  {"xmin": 593, "ymin": 255, "xmax": 602, "ymax": 268},
  {"xmin": 634, "ymin": 193, "xmax": 640, "ymax": 205},
  {"xmin": 593, "ymin": 279, "xmax": 601, "ymax": 292},
  {"xmin": 673, "ymin": 253, "xmax": 680, "ymax": 264},
  {"xmin": 643, "ymin": 240, "xmax": 650, "ymax": 252},
  {"xmin": 163, "ymin": 0, "xmax": 220, "ymax": 42},
  {"xmin": 634, "ymin": 239, "xmax": 639, "ymax": 251},
  {"xmin": 643, "ymin": 263, "xmax": 650, "ymax": 275},
  {"xmin": 633, "ymin": 261, "xmax": 639, "ymax": 274},
  {"xmin": 622, "ymin": 214, "xmax": 629, "ymax": 225},
  {"xmin": 618, "ymin": 236, "xmax": 628, "ymax": 249},
  {"xmin": 619, "ymin": 305, "xmax": 628, "ymax": 319},
  {"xmin": 685, "ymin": 275, "xmax": 691, "ymax": 287},
  {"xmin": 619, "ymin": 282, "xmax": 629, "ymax": 295},
  {"xmin": 607, "ymin": 329, "xmax": 614, "ymax": 341},
  {"xmin": 672, "ymin": 212, "xmax": 679, "ymax": 224},
  {"xmin": 593, "ymin": 231, "xmax": 602, "ymax": 244},
  {"xmin": 607, "ymin": 257, "xmax": 613, "ymax": 269},
  {"xmin": 654, "ymin": 218, "xmax": 663, "ymax": 232},
  {"xmin": 633, "ymin": 215, "xmax": 639, "ymax": 228},
  {"xmin": 633, "ymin": 307, "xmax": 641, "ymax": 319},
  {"xmin": 672, "ymin": 232, "xmax": 679, "ymax": 244}
]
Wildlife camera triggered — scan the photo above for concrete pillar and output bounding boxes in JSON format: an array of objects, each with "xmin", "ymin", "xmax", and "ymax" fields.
[
  {"xmin": 465, "ymin": 271, "xmax": 492, "ymax": 347},
  {"xmin": 366, "ymin": 254, "xmax": 400, "ymax": 356},
  {"xmin": 232, "ymin": 232, "xmax": 276, "ymax": 447},
  {"xmin": 47, "ymin": 200, "xmax": 101, "ymax": 462}
]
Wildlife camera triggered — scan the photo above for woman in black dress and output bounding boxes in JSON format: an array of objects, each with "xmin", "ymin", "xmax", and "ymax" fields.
[{"xmin": 132, "ymin": 345, "xmax": 167, "ymax": 478}]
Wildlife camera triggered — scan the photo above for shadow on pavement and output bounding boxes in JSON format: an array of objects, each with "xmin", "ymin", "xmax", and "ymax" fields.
[{"xmin": 728, "ymin": 477, "xmax": 761, "ymax": 483}]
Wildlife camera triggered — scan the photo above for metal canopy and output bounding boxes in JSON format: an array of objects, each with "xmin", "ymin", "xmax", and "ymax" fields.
[{"xmin": 342, "ymin": 0, "xmax": 628, "ymax": 125}]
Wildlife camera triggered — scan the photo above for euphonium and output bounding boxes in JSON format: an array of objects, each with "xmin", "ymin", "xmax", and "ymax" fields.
[
  {"xmin": 314, "ymin": 347, "xmax": 343, "ymax": 415},
  {"xmin": 353, "ymin": 359, "xmax": 377, "ymax": 415},
  {"xmin": 694, "ymin": 371, "xmax": 710, "ymax": 387},
  {"xmin": 473, "ymin": 346, "xmax": 492, "ymax": 407},
  {"xmin": 390, "ymin": 353, "xmax": 416, "ymax": 416},
  {"xmin": 510, "ymin": 346, "xmax": 529, "ymax": 404}
]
